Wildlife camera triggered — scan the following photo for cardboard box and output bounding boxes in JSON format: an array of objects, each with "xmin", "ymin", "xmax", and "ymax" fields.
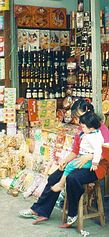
[{"xmin": 28, "ymin": 99, "xmax": 38, "ymax": 122}]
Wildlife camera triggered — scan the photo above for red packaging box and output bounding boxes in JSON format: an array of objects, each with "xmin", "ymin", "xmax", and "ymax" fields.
[{"xmin": 28, "ymin": 99, "xmax": 38, "ymax": 122}]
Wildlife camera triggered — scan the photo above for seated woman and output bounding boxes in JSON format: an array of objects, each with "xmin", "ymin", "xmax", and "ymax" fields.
[
  {"xmin": 19, "ymin": 98, "xmax": 109, "ymax": 226},
  {"xmin": 51, "ymin": 111, "xmax": 104, "ymax": 192}
]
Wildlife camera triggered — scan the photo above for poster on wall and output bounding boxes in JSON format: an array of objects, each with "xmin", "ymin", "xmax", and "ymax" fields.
[
  {"xmin": 28, "ymin": 29, "xmax": 39, "ymax": 51},
  {"xmin": 0, "ymin": 58, "xmax": 5, "ymax": 80},
  {"xmin": 0, "ymin": 0, "xmax": 9, "ymax": 10},
  {"xmin": 18, "ymin": 29, "xmax": 39, "ymax": 50},
  {"xmin": 39, "ymin": 30, "xmax": 50, "ymax": 49}
]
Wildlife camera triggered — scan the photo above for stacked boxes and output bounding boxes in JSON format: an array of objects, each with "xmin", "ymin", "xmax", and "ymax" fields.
[
  {"xmin": 37, "ymin": 99, "xmax": 57, "ymax": 128},
  {"xmin": 4, "ymin": 88, "xmax": 16, "ymax": 123}
]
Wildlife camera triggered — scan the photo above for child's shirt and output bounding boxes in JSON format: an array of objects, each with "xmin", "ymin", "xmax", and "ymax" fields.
[{"xmin": 79, "ymin": 129, "xmax": 104, "ymax": 166}]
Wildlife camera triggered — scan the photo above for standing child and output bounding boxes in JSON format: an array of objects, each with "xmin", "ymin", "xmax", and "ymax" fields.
[{"xmin": 52, "ymin": 111, "xmax": 104, "ymax": 192}]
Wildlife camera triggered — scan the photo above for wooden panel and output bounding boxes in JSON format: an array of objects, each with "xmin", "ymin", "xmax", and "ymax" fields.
[
  {"xmin": 15, "ymin": 5, "xmax": 67, "ymax": 29},
  {"xmin": 14, "ymin": 5, "xmax": 50, "ymax": 28},
  {"xmin": 14, "ymin": 5, "xmax": 31, "ymax": 27},
  {"xmin": 31, "ymin": 6, "xmax": 50, "ymax": 28},
  {"xmin": 49, "ymin": 8, "xmax": 67, "ymax": 29}
]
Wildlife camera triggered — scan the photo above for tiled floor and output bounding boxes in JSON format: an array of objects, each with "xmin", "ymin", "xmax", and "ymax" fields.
[{"xmin": 0, "ymin": 187, "xmax": 109, "ymax": 237}]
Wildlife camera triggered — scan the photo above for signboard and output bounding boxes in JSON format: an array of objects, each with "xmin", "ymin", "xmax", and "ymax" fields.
[{"xmin": 0, "ymin": 0, "xmax": 9, "ymax": 11}]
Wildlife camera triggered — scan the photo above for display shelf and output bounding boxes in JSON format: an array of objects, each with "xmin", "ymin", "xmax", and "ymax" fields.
[{"xmin": 0, "ymin": 10, "xmax": 11, "ymax": 87}]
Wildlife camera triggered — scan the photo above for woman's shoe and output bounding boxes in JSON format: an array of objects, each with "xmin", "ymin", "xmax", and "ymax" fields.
[
  {"xmin": 67, "ymin": 215, "xmax": 78, "ymax": 225},
  {"xmin": 59, "ymin": 215, "xmax": 78, "ymax": 228},
  {"xmin": 19, "ymin": 209, "xmax": 38, "ymax": 219}
]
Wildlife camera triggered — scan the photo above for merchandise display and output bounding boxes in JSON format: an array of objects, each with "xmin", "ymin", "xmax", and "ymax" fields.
[{"xmin": 0, "ymin": 1, "xmax": 109, "ymax": 217}]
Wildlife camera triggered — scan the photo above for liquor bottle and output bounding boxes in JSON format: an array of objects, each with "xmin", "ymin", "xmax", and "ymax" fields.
[
  {"xmin": 24, "ymin": 45, "xmax": 31, "ymax": 83},
  {"xmin": 61, "ymin": 65, "xmax": 67, "ymax": 88},
  {"xmin": 77, "ymin": 0, "xmax": 84, "ymax": 12},
  {"xmin": 46, "ymin": 49, "xmax": 51, "ymax": 79},
  {"xmin": 60, "ymin": 50, "xmax": 66, "ymax": 67},
  {"xmin": 100, "ymin": 10, "xmax": 105, "ymax": 34},
  {"xmin": 38, "ymin": 80, "xmax": 44, "ymax": 99},
  {"xmin": 53, "ymin": 50, "xmax": 60, "ymax": 71},
  {"xmin": 39, "ymin": 66, "xmax": 43, "ymax": 80},
  {"xmin": 43, "ymin": 83, "xmax": 49, "ymax": 99},
  {"xmin": 32, "ymin": 82, "xmax": 38, "ymax": 99},
  {"xmin": 82, "ymin": 28, "xmax": 88, "ymax": 47},
  {"xmin": 49, "ymin": 80, "xmax": 55, "ymax": 99},
  {"xmin": 80, "ymin": 54, "xmax": 85, "ymax": 71},
  {"xmin": 105, "ymin": 51, "xmax": 109, "ymax": 71},
  {"xmin": 37, "ymin": 50, "xmax": 41, "ymax": 68},
  {"xmin": 25, "ymin": 63, "xmax": 31, "ymax": 83},
  {"xmin": 78, "ymin": 73, "xmax": 82, "ymax": 87},
  {"xmin": 33, "ymin": 54, "xmax": 38, "ymax": 82},
  {"xmin": 47, "ymin": 48, "xmax": 51, "ymax": 67},
  {"xmin": 102, "ymin": 52, "xmax": 107, "ymax": 87},
  {"xmin": 102, "ymin": 52, "xmax": 105, "ymax": 72},
  {"xmin": 25, "ymin": 82, "xmax": 32, "ymax": 99},
  {"xmin": 84, "ymin": 12, "xmax": 90, "ymax": 28},
  {"xmin": 21, "ymin": 46, "xmax": 27, "ymax": 83},
  {"xmin": 42, "ymin": 49, "xmax": 46, "ymax": 67},
  {"xmin": 55, "ymin": 79, "xmax": 61, "ymax": 98},
  {"xmin": 76, "ymin": 12, "xmax": 84, "ymax": 29},
  {"xmin": 76, "ymin": 30, "xmax": 82, "ymax": 47},
  {"xmin": 42, "ymin": 67, "xmax": 46, "ymax": 79},
  {"xmin": 61, "ymin": 86, "xmax": 66, "ymax": 98},
  {"xmin": 87, "ymin": 27, "xmax": 91, "ymax": 48},
  {"xmin": 70, "ymin": 11, "xmax": 76, "ymax": 29}
]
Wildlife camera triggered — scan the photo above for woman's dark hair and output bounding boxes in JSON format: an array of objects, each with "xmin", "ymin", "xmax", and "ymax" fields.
[
  {"xmin": 71, "ymin": 98, "xmax": 94, "ymax": 116},
  {"xmin": 79, "ymin": 111, "xmax": 101, "ymax": 129}
]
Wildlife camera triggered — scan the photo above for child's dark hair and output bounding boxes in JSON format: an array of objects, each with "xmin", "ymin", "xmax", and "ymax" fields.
[
  {"xmin": 79, "ymin": 111, "xmax": 101, "ymax": 129},
  {"xmin": 71, "ymin": 98, "xmax": 94, "ymax": 115}
]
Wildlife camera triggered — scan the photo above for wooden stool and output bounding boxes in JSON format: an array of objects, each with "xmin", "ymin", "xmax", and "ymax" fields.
[{"xmin": 62, "ymin": 181, "xmax": 105, "ymax": 232}]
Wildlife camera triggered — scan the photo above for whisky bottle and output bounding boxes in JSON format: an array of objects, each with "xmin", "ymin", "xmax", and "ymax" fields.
[
  {"xmin": 102, "ymin": 52, "xmax": 107, "ymax": 87},
  {"xmin": 44, "ymin": 85, "xmax": 49, "ymax": 99},
  {"xmin": 105, "ymin": 51, "xmax": 109, "ymax": 71},
  {"xmin": 25, "ymin": 82, "xmax": 32, "ymax": 99},
  {"xmin": 38, "ymin": 80, "xmax": 44, "ymax": 99},
  {"xmin": 76, "ymin": 12, "xmax": 84, "ymax": 29},
  {"xmin": 53, "ymin": 50, "xmax": 60, "ymax": 70},
  {"xmin": 87, "ymin": 27, "xmax": 91, "ymax": 48},
  {"xmin": 49, "ymin": 80, "xmax": 54, "ymax": 99},
  {"xmin": 82, "ymin": 28, "xmax": 88, "ymax": 47},
  {"xmin": 21, "ymin": 46, "xmax": 27, "ymax": 83},
  {"xmin": 61, "ymin": 86, "xmax": 66, "ymax": 98},
  {"xmin": 60, "ymin": 50, "xmax": 66, "ymax": 67},
  {"xmin": 55, "ymin": 79, "xmax": 61, "ymax": 98},
  {"xmin": 32, "ymin": 82, "xmax": 38, "ymax": 99},
  {"xmin": 76, "ymin": 30, "xmax": 82, "ymax": 47},
  {"xmin": 77, "ymin": 0, "xmax": 84, "ymax": 12},
  {"xmin": 84, "ymin": 12, "xmax": 90, "ymax": 28}
]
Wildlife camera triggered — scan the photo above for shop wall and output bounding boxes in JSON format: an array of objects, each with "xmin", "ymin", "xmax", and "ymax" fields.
[
  {"xmin": 14, "ymin": 0, "xmax": 109, "ymax": 14},
  {"xmin": 14, "ymin": 0, "xmax": 79, "ymax": 13}
]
